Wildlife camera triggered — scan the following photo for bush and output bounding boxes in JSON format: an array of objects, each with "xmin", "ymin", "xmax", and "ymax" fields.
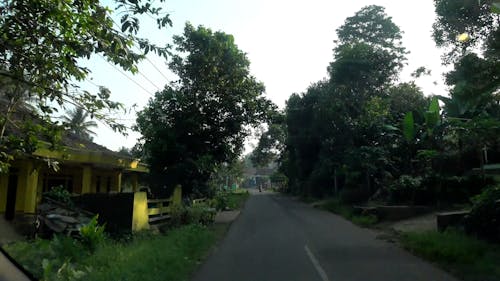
[
  {"xmin": 4, "ymin": 235, "xmax": 89, "ymax": 279},
  {"xmin": 318, "ymin": 198, "xmax": 378, "ymax": 227},
  {"xmin": 213, "ymin": 192, "xmax": 228, "ymax": 211},
  {"xmin": 389, "ymin": 175, "xmax": 423, "ymax": 204},
  {"xmin": 167, "ymin": 204, "xmax": 188, "ymax": 228},
  {"xmin": 43, "ymin": 185, "xmax": 73, "ymax": 206},
  {"xmin": 79, "ymin": 215, "xmax": 106, "ymax": 252},
  {"xmin": 340, "ymin": 188, "xmax": 371, "ymax": 204},
  {"xmin": 187, "ymin": 203, "xmax": 215, "ymax": 225},
  {"xmin": 465, "ymin": 185, "xmax": 500, "ymax": 241}
]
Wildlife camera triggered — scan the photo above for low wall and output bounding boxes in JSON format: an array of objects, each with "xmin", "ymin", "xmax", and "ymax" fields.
[{"xmin": 74, "ymin": 193, "xmax": 136, "ymax": 233}]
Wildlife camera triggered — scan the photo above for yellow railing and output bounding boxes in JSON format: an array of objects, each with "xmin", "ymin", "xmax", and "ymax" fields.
[{"xmin": 147, "ymin": 198, "xmax": 172, "ymax": 224}]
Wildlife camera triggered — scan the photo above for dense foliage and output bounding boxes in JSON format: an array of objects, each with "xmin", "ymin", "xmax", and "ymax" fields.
[
  {"xmin": 136, "ymin": 24, "xmax": 272, "ymax": 196},
  {"xmin": 253, "ymin": 3, "xmax": 500, "ymax": 208}
]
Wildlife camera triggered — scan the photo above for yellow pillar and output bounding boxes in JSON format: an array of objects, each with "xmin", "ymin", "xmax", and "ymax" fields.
[
  {"xmin": 172, "ymin": 185, "xmax": 182, "ymax": 206},
  {"xmin": 81, "ymin": 165, "xmax": 92, "ymax": 194},
  {"xmin": 0, "ymin": 173, "xmax": 7, "ymax": 212},
  {"xmin": 132, "ymin": 192, "xmax": 150, "ymax": 231},
  {"xmin": 24, "ymin": 162, "xmax": 39, "ymax": 214}
]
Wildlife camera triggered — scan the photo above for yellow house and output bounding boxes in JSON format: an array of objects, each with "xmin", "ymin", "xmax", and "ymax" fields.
[{"xmin": 0, "ymin": 141, "xmax": 149, "ymax": 222}]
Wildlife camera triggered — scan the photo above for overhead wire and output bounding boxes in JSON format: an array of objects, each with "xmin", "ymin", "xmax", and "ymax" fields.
[
  {"xmin": 107, "ymin": 13, "xmax": 171, "ymax": 83},
  {"xmin": 97, "ymin": 54, "xmax": 154, "ymax": 96}
]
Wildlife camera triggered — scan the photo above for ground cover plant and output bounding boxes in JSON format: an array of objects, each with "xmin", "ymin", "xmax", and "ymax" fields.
[
  {"xmin": 401, "ymin": 230, "xmax": 500, "ymax": 281},
  {"xmin": 4, "ymin": 224, "xmax": 217, "ymax": 281},
  {"xmin": 317, "ymin": 198, "xmax": 378, "ymax": 227}
]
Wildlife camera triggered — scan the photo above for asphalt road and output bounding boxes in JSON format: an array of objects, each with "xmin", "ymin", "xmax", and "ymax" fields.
[{"xmin": 192, "ymin": 190, "xmax": 458, "ymax": 281}]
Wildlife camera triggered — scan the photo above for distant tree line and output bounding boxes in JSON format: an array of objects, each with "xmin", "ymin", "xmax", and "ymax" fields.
[{"xmin": 252, "ymin": 2, "xmax": 500, "ymax": 206}]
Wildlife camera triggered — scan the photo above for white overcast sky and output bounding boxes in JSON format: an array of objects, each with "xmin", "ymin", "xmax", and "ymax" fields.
[{"xmin": 83, "ymin": 0, "xmax": 451, "ymax": 152}]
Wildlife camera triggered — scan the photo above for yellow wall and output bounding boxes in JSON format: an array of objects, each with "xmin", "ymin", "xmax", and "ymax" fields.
[
  {"xmin": 3, "ymin": 154, "xmax": 147, "ymax": 218},
  {"xmin": 132, "ymin": 192, "xmax": 150, "ymax": 231}
]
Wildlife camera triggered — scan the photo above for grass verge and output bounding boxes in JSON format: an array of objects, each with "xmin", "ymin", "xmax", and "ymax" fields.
[
  {"xmin": 400, "ymin": 230, "xmax": 500, "ymax": 281},
  {"xmin": 4, "ymin": 224, "xmax": 220, "ymax": 281},
  {"xmin": 226, "ymin": 191, "xmax": 249, "ymax": 210},
  {"xmin": 317, "ymin": 198, "xmax": 378, "ymax": 227}
]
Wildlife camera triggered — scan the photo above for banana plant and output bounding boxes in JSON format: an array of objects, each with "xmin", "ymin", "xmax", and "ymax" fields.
[{"xmin": 424, "ymin": 97, "xmax": 441, "ymax": 136}]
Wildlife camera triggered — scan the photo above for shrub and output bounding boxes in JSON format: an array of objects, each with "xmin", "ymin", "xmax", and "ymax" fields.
[
  {"xmin": 465, "ymin": 185, "xmax": 500, "ymax": 241},
  {"xmin": 79, "ymin": 215, "xmax": 106, "ymax": 252},
  {"xmin": 351, "ymin": 214, "xmax": 378, "ymax": 227},
  {"xmin": 340, "ymin": 188, "xmax": 371, "ymax": 204},
  {"xmin": 168, "ymin": 204, "xmax": 188, "ymax": 227},
  {"xmin": 389, "ymin": 175, "xmax": 423, "ymax": 204},
  {"xmin": 187, "ymin": 203, "xmax": 215, "ymax": 225},
  {"xmin": 213, "ymin": 192, "xmax": 229, "ymax": 211},
  {"xmin": 318, "ymin": 198, "xmax": 378, "ymax": 227},
  {"xmin": 42, "ymin": 259, "xmax": 88, "ymax": 281},
  {"xmin": 43, "ymin": 185, "xmax": 73, "ymax": 206}
]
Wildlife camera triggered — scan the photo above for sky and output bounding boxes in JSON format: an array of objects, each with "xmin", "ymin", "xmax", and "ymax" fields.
[{"xmin": 84, "ymin": 0, "xmax": 451, "ymax": 152}]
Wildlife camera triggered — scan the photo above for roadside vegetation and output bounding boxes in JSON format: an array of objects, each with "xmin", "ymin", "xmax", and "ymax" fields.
[
  {"xmin": 249, "ymin": 1, "xmax": 500, "ymax": 279},
  {"xmin": 4, "ymin": 189, "xmax": 250, "ymax": 281},
  {"xmin": 317, "ymin": 198, "xmax": 378, "ymax": 227},
  {"xmin": 4, "ymin": 225, "xmax": 217, "ymax": 281},
  {"xmin": 401, "ymin": 230, "xmax": 500, "ymax": 281},
  {"xmin": 1, "ymin": 0, "xmax": 499, "ymax": 279}
]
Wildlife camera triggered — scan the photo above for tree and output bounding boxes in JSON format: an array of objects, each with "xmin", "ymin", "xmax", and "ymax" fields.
[
  {"xmin": 328, "ymin": 5, "xmax": 407, "ymax": 114},
  {"xmin": 136, "ymin": 24, "xmax": 272, "ymax": 196},
  {"xmin": 265, "ymin": 5, "xmax": 410, "ymax": 198},
  {"xmin": 433, "ymin": 0, "xmax": 500, "ymax": 174},
  {"xmin": 62, "ymin": 107, "xmax": 98, "ymax": 141},
  {"xmin": 433, "ymin": 0, "xmax": 499, "ymax": 63},
  {"xmin": 0, "ymin": 0, "xmax": 171, "ymax": 172},
  {"xmin": 250, "ymin": 110, "xmax": 286, "ymax": 167}
]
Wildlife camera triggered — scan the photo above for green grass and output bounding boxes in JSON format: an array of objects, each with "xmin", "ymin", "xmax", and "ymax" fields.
[
  {"xmin": 4, "ymin": 224, "xmax": 220, "ymax": 281},
  {"xmin": 401, "ymin": 230, "xmax": 500, "ymax": 281},
  {"xmin": 318, "ymin": 198, "xmax": 378, "ymax": 227},
  {"xmin": 226, "ymin": 191, "xmax": 249, "ymax": 210}
]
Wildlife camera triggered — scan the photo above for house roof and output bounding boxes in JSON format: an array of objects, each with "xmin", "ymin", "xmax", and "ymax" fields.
[{"xmin": 1, "ymin": 98, "xmax": 148, "ymax": 173}]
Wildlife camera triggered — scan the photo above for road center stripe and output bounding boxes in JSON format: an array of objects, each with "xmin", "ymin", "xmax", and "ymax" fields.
[{"xmin": 305, "ymin": 245, "xmax": 330, "ymax": 281}]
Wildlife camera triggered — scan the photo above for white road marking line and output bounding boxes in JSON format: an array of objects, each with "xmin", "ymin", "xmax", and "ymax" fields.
[{"xmin": 305, "ymin": 245, "xmax": 330, "ymax": 281}]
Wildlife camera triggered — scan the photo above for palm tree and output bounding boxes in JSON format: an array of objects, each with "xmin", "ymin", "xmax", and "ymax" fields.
[{"xmin": 63, "ymin": 107, "xmax": 97, "ymax": 141}]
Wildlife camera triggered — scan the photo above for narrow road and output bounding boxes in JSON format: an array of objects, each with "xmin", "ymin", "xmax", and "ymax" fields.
[{"xmin": 192, "ymin": 190, "xmax": 458, "ymax": 281}]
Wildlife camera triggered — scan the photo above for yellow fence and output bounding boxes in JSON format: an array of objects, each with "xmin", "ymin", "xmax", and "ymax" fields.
[{"xmin": 132, "ymin": 185, "xmax": 183, "ymax": 231}]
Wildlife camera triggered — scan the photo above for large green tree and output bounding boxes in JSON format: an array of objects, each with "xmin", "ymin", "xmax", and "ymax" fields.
[
  {"xmin": 433, "ymin": 0, "xmax": 500, "ymax": 170},
  {"xmin": 0, "ymin": 0, "xmax": 171, "ymax": 172},
  {"xmin": 136, "ymin": 24, "xmax": 271, "ymax": 196}
]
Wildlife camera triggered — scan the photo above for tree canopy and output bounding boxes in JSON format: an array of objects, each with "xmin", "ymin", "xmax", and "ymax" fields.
[{"xmin": 136, "ymin": 23, "xmax": 272, "ymax": 196}]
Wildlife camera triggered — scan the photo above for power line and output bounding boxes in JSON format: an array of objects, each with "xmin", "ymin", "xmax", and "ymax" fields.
[
  {"xmin": 137, "ymin": 68, "xmax": 162, "ymax": 91},
  {"xmin": 98, "ymin": 54, "xmax": 154, "ymax": 96},
  {"xmin": 108, "ymin": 14, "xmax": 170, "ymax": 83},
  {"xmin": 144, "ymin": 55, "xmax": 170, "ymax": 81}
]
